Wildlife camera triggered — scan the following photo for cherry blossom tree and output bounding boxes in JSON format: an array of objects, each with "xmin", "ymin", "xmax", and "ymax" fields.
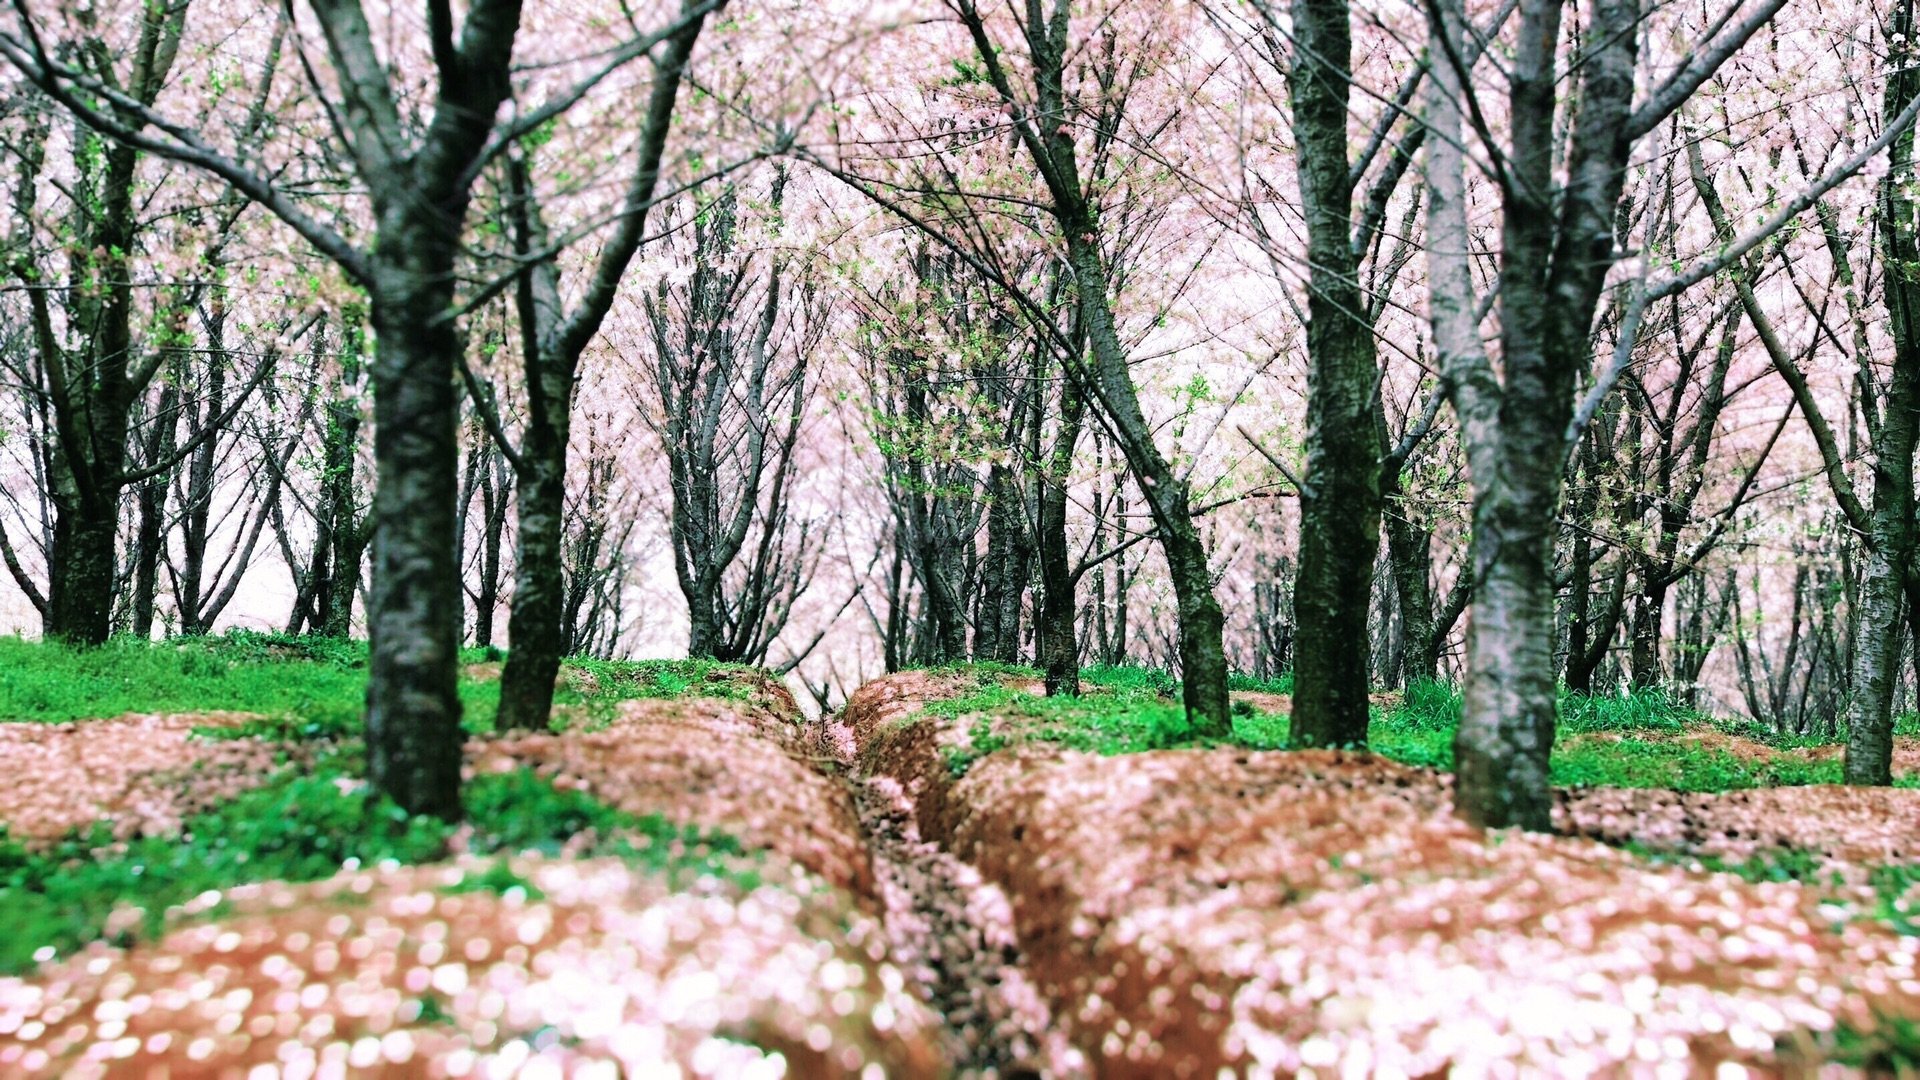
[
  {"xmin": 1424, "ymin": 0, "xmax": 1918, "ymax": 827},
  {"xmin": 2, "ymin": 0, "xmax": 715, "ymax": 816}
]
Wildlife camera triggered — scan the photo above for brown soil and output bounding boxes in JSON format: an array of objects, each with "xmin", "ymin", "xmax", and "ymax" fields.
[
  {"xmin": 846, "ymin": 673, "xmax": 1920, "ymax": 1077},
  {"xmin": 0, "ymin": 713, "xmax": 305, "ymax": 847}
]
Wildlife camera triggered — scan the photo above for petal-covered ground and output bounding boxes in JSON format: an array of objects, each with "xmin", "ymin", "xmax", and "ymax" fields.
[
  {"xmin": 1563, "ymin": 784, "xmax": 1920, "ymax": 868},
  {"xmin": 0, "ymin": 670, "xmax": 945, "ymax": 1078},
  {"xmin": 474, "ymin": 695, "xmax": 872, "ymax": 898},
  {"xmin": 0, "ymin": 712, "xmax": 300, "ymax": 846},
  {"xmin": 846, "ymin": 672, "xmax": 1920, "ymax": 1077},
  {"xmin": 0, "ymin": 856, "xmax": 944, "ymax": 1078},
  {"xmin": 8, "ymin": 663, "xmax": 1920, "ymax": 1078}
]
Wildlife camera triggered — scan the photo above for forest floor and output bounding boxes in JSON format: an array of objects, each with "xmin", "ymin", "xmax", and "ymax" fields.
[{"xmin": 0, "ymin": 638, "xmax": 1916, "ymax": 1077}]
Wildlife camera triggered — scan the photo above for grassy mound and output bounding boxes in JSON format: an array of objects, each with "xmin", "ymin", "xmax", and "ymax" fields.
[
  {"xmin": 0, "ymin": 638, "xmax": 946, "ymax": 1076},
  {"xmin": 848, "ymin": 671, "xmax": 1920, "ymax": 1076},
  {"xmin": 911, "ymin": 663, "xmax": 1920, "ymax": 791}
]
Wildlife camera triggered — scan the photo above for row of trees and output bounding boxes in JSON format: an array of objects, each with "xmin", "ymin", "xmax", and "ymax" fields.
[{"xmin": 0, "ymin": 0, "xmax": 1913, "ymax": 828}]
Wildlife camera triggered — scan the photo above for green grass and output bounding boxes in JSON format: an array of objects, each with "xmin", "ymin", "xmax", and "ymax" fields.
[
  {"xmin": 1228, "ymin": 671, "xmax": 1295, "ymax": 694},
  {"xmin": 563, "ymin": 656, "xmax": 765, "ymax": 703},
  {"xmin": 1367, "ymin": 681, "xmax": 1914, "ymax": 791},
  {"xmin": 0, "ymin": 754, "xmax": 758, "ymax": 974},
  {"xmin": 0, "ymin": 633, "xmax": 769, "ymax": 739},
  {"xmin": 925, "ymin": 674, "xmax": 1289, "ymax": 776},
  {"xmin": 0, "ymin": 633, "xmax": 374, "ymax": 730},
  {"xmin": 916, "ymin": 665, "xmax": 1914, "ymax": 793},
  {"xmin": 1081, "ymin": 664, "xmax": 1179, "ymax": 695}
]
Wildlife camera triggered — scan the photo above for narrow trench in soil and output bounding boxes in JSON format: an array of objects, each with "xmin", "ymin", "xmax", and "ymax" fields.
[{"xmin": 816, "ymin": 712, "xmax": 1082, "ymax": 1078}]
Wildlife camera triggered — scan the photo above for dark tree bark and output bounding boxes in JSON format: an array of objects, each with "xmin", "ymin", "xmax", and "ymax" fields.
[
  {"xmin": 1281, "ymin": 0, "xmax": 1384, "ymax": 748},
  {"xmin": 127, "ymin": 384, "xmax": 179, "ymax": 639},
  {"xmin": 460, "ymin": 419, "xmax": 512, "ymax": 649},
  {"xmin": 643, "ymin": 170, "xmax": 822, "ymax": 668},
  {"xmin": 975, "ymin": 463, "xmax": 1030, "ymax": 665},
  {"xmin": 472, "ymin": 7, "xmax": 706, "ymax": 730},
  {"xmin": 1038, "ymin": 354, "xmax": 1087, "ymax": 696},
  {"xmin": 1421, "ymin": 0, "xmax": 1787, "ymax": 828},
  {"xmin": 318, "ymin": 395, "xmax": 372, "ymax": 640},
  {"xmin": 1381, "ymin": 494, "xmax": 1433, "ymax": 685},
  {"xmin": 927, "ymin": 0, "xmax": 1229, "ymax": 733}
]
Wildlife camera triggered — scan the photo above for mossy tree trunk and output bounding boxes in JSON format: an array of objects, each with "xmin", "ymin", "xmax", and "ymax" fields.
[{"xmin": 1284, "ymin": 0, "xmax": 1384, "ymax": 747}]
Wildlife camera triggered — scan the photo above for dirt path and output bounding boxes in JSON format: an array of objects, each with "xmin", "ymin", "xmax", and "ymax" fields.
[{"xmin": 817, "ymin": 707, "xmax": 1082, "ymax": 1078}]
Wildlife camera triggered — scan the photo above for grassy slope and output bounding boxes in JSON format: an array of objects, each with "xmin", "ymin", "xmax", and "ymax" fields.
[
  {"xmin": 912, "ymin": 664, "xmax": 1920, "ymax": 968},
  {"xmin": 0, "ymin": 631, "xmax": 762, "ymax": 736},
  {"xmin": 0, "ymin": 634, "xmax": 764, "ymax": 973},
  {"xmin": 924, "ymin": 663, "xmax": 1919, "ymax": 791}
]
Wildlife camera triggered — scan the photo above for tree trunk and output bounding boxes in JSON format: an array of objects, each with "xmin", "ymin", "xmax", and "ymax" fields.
[
  {"xmin": 1454, "ymin": 481, "xmax": 1561, "ymax": 830},
  {"xmin": 1427, "ymin": 0, "xmax": 1644, "ymax": 830},
  {"xmin": 320, "ymin": 399, "xmax": 365, "ymax": 640},
  {"xmin": 46, "ymin": 494, "xmax": 119, "ymax": 645},
  {"xmin": 1039, "ymin": 380, "xmax": 1084, "ymax": 695},
  {"xmin": 127, "ymin": 385, "xmax": 176, "ymax": 640},
  {"xmin": 1850, "ymin": 0, "xmax": 1920, "ymax": 785},
  {"xmin": 1287, "ymin": 0, "xmax": 1384, "ymax": 749},
  {"xmin": 362, "ymin": 245, "xmax": 464, "ymax": 821},
  {"xmin": 129, "ymin": 479, "xmax": 165, "ymax": 639},
  {"xmin": 471, "ymin": 447, "xmax": 509, "ymax": 649},
  {"xmin": 1383, "ymin": 497, "xmax": 1435, "ymax": 685},
  {"xmin": 1628, "ymin": 572, "xmax": 1669, "ymax": 690},
  {"xmin": 1066, "ymin": 236, "xmax": 1231, "ymax": 735},
  {"xmin": 1165, "ymin": 525, "xmax": 1231, "ymax": 732},
  {"xmin": 976, "ymin": 463, "xmax": 1027, "ymax": 664},
  {"xmin": 498, "ymin": 447, "xmax": 567, "ymax": 731}
]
